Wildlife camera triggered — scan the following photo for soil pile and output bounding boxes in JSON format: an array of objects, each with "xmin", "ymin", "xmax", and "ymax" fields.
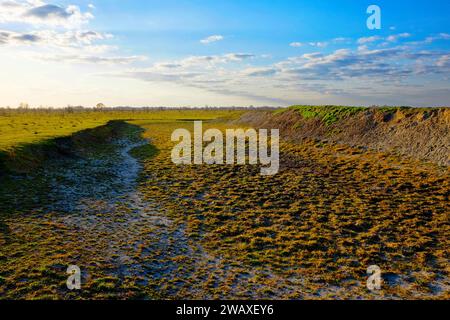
[{"xmin": 237, "ymin": 107, "xmax": 450, "ymax": 166}]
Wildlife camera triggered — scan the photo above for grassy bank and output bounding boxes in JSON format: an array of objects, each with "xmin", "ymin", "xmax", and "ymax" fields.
[
  {"xmin": 276, "ymin": 105, "xmax": 366, "ymax": 125},
  {"xmin": 276, "ymin": 105, "xmax": 445, "ymax": 126}
]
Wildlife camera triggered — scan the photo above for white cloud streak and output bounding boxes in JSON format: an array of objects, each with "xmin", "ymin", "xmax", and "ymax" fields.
[
  {"xmin": 386, "ymin": 33, "xmax": 411, "ymax": 42},
  {"xmin": 357, "ymin": 36, "xmax": 382, "ymax": 44},
  {"xmin": 289, "ymin": 42, "xmax": 303, "ymax": 47},
  {"xmin": 200, "ymin": 34, "xmax": 224, "ymax": 44},
  {"xmin": 36, "ymin": 53, "xmax": 147, "ymax": 65},
  {"xmin": 425, "ymin": 33, "xmax": 450, "ymax": 43}
]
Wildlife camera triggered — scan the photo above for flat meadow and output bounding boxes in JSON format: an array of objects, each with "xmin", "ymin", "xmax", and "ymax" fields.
[
  {"xmin": 0, "ymin": 107, "xmax": 448, "ymax": 299},
  {"xmin": 0, "ymin": 108, "xmax": 243, "ymax": 150}
]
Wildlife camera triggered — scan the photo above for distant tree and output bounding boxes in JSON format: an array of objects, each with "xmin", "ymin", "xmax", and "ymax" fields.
[
  {"xmin": 96, "ymin": 103, "xmax": 106, "ymax": 109},
  {"xmin": 18, "ymin": 102, "xmax": 29, "ymax": 109}
]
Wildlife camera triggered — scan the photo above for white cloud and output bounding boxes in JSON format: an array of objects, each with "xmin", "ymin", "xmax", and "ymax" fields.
[
  {"xmin": 0, "ymin": 2, "xmax": 140, "ymax": 66},
  {"xmin": 291, "ymin": 38, "xmax": 350, "ymax": 48},
  {"xmin": 332, "ymin": 37, "xmax": 351, "ymax": 44},
  {"xmin": 290, "ymin": 41, "xmax": 328, "ymax": 48},
  {"xmin": 425, "ymin": 33, "xmax": 450, "ymax": 43},
  {"xmin": 0, "ymin": 1, "xmax": 94, "ymax": 28},
  {"xmin": 0, "ymin": 29, "xmax": 40, "ymax": 45},
  {"xmin": 180, "ymin": 53, "xmax": 255, "ymax": 66},
  {"xmin": 358, "ymin": 33, "xmax": 412, "ymax": 46},
  {"xmin": 357, "ymin": 36, "xmax": 381, "ymax": 44},
  {"xmin": 0, "ymin": 29, "xmax": 114, "ymax": 50},
  {"xmin": 108, "ymin": 52, "xmax": 284, "ymax": 103},
  {"xmin": 386, "ymin": 33, "xmax": 411, "ymax": 42},
  {"xmin": 276, "ymin": 46, "xmax": 450, "ymax": 83},
  {"xmin": 436, "ymin": 54, "xmax": 450, "ymax": 68},
  {"xmin": 308, "ymin": 41, "xmax": 328, "ymax": 48},
  {"xmin": 116, "ymin": 46, "xmax": 444, "ymax": 103},
  {"xmin": 0, "ymin": 28, "xmax": 140, "ymax": 66},
  {"xmin": 120, "ymin": 53, "xmax": 256, "ymax": 85},
  {"xmin": 289, "ymin": 42, "xmax": 303, "ymax": 47},
  {"xmin": 222, "ymin": 53, "xmax": 254, "ymax": 61},
  {"xmin": 242, "ymin": 67, "xmax": 277, "ymax": 77},
  {"xmin": 200, "ymin": 34, "xmax": 224, "ymax": 44},
  {"xmin": 301, "ymin": 52, "xmax": 323, "ymax": 60},
  {"xmin": 35, "ymin": 53, "xmax": 147, "ymax": 65}
]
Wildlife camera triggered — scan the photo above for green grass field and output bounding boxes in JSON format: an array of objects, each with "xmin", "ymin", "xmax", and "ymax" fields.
[{"xmin": 0, "ymin": 108, "xmax": 243, "ymax": 151}]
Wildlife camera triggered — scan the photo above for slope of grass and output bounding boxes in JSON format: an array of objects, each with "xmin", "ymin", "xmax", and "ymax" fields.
[
  {"xmin": 275, "ymin": 105, "xmax": 446, "ymax": 126},
  {"xmin": 286, "ymin": 105, "xmax": 366, "ymax": 125}
]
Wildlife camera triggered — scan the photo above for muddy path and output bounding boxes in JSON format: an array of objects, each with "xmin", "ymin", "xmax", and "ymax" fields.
[{"xmin": 41, "ymin": 136, "xmax": 193, "ymax": 291}]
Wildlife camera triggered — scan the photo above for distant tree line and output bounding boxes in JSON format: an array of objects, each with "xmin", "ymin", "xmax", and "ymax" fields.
[{"xmin": 0, "ymin": 103, "xmax": 282, "ymax": 115}]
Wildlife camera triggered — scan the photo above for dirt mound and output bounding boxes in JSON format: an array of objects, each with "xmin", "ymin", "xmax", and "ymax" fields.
[{"xmin": 237, "ymin": 107, "xmax": 450, "ymax": 166}]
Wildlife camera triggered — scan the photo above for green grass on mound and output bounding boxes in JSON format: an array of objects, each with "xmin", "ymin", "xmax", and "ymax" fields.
[
  {"xmin": 284, "ymin": 105, "xmax": 366, "ymax": 125},
  {"xmin": 276, "ymin": 105, "xmax": 446, "ymax": 126}
]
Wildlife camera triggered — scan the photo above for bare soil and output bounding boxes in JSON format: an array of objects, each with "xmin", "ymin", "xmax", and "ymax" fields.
[{"xmin": 237, "ymin": 108, "xmax": 450, "ymax": 166}]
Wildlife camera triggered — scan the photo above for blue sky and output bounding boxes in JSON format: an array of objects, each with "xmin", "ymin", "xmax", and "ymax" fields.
[{"xmin": 0, "ymin": 0, "xmax": 449, "ymax": 107}]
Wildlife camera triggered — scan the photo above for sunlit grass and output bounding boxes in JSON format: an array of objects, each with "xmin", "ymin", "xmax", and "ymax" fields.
[{"xmin": 0, "ymin": 108, "xmax": 244, "ymax": 151}]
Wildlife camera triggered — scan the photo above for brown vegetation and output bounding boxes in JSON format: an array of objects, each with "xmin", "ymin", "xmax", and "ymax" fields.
[{"xmin": 237, "ymin": 106, "xmax": 450, "ymax": 166}]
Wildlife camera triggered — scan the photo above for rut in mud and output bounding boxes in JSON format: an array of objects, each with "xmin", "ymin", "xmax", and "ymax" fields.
[{"xmin": 42, "ymin": 136, "xmax": 194, "ymax": 288}]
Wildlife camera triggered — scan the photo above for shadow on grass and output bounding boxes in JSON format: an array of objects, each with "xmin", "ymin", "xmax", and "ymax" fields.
[
  {"xmin": 0, "ymin": 218, "xmax": 11, "ymax": 243},
  {"xmin": 129, "ymin": 143, "xmax": 159, "ymax": 161},
  {"xmin": 0, "ymin": 121, "xmax": 158, "ymax": 216}
]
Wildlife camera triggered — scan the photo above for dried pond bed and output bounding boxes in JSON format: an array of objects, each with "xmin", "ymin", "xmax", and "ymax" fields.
[{"xmin": 0, "ymin": 120, "xmax": 449, "ymax": 299}]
